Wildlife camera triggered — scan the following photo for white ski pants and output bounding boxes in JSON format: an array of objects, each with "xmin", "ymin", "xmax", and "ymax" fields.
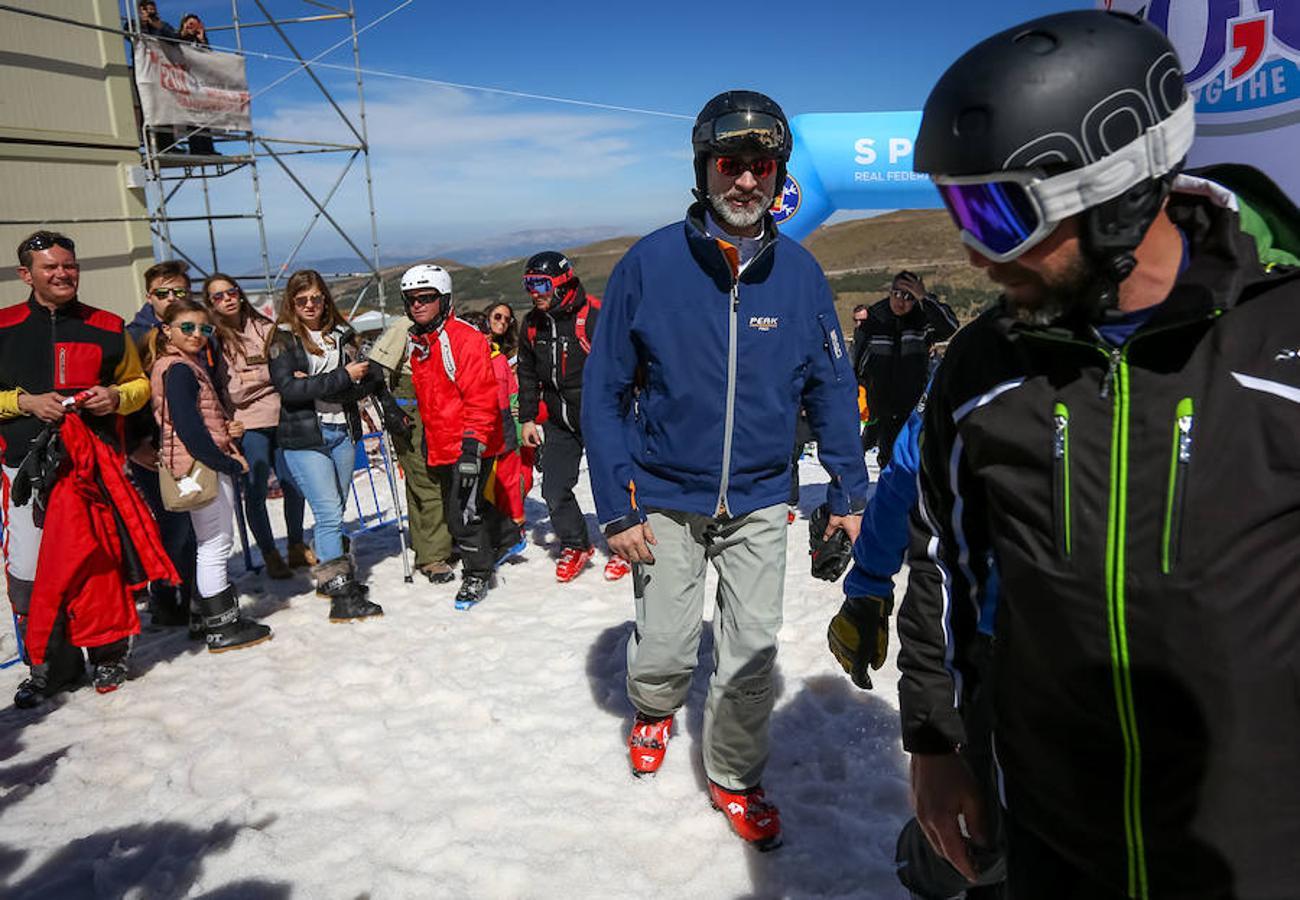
[{"xmin": 625, "ymin": 503, "xmax": 787, "ymax": 791}]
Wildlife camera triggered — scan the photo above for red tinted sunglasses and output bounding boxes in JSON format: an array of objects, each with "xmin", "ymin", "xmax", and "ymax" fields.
[{"xmin": 714, "ymin": 156, "xmax": 778, "ymax": 179}]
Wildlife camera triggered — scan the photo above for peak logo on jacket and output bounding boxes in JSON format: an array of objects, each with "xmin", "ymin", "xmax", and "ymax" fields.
[{"xmin": 749, "ymin": 316, "xmax": 779, "ymax": 332}]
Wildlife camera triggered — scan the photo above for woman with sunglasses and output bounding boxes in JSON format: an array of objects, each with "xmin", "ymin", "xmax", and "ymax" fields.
[
  {"xmin": 204, "ymin": 273, "xmax": 312, "ymax": 580},
  {"xmin": 266, "ymin": 270, "xmax": 392, "ymax": 621},
  {"xmin": 483, "ymin": 303, "xmax": 519, "ymax": 366},
  {"xmin": 149, "ymin": 297, "xmax": 272, "ymax": 653}
]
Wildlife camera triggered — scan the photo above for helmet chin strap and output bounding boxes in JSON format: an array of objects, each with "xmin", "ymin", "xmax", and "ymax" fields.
[{"xmin": 1079, "ymin": 172, "xmax": 1179, "ymax": 314}]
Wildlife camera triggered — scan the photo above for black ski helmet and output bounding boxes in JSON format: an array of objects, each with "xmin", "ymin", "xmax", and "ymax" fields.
[
  {"xmin": 914, "ymin": 10, "xmax": 1193, "ymax": 286},
  {"xmin": 523, "ymin": 250, "xmax": 582, "ymax": 312},
  {"xmin": 691, "ymin": 90, "xmax": 792, "ymax": 198}
]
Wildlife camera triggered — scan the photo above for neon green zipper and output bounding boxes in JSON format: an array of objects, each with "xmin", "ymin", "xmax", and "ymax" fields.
[
  {"xmin": 1105, "ymin": 349, "xmax": 1147, "ymax": 900},
  {"xmin": 1053, "ymin": 402, "xmax": 1072, "ymax": 557},
  {"xmin": 1161, "ymin": 398, "xmax": 1194, "ymax": 574}
]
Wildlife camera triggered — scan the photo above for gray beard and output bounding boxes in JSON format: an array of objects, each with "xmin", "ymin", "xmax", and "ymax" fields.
[{"xmin": 708, "ymin": 190, "xmax": 773, "ymax": 231}]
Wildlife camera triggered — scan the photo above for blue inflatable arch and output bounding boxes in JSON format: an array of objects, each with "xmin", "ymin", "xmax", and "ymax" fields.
[{"xmin": 773, "ymin": 111, "xmax": 941, "ymax": 242}]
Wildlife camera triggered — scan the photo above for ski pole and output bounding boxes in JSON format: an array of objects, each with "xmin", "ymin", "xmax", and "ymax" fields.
[{"xmin": 370, "ymin": 398, "xmax": 413, "ymax": 583}]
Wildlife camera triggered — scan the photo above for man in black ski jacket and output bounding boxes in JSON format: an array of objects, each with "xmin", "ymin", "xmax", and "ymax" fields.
[
  {"xmin": 885, "ymin": 11, "xmax": 1300, "ymax": 899},
  {"xmin": 516, "ymin": 251, "xmax": 615, "ymax": 583},
  {"xmin": 1, "ymin": 231, "xmax": 152, "ymax": 707},
  {"xmin": 853, "ymin": 270, "xmax": 956, "ymax": 466}
]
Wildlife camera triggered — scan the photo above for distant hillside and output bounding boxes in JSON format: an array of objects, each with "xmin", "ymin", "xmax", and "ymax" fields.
[{"xmin": 335, "ymin": 210, "xmax": 999, "ymax": 331}]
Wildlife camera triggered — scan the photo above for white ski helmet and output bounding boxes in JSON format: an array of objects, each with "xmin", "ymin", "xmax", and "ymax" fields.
[
  {"xmin": 400, "ymin": 263, "xmax": 454, "ymax": 332},
  {"xmin": 400, "ymin": 263, "xmax": 452, "ymax": 297}
]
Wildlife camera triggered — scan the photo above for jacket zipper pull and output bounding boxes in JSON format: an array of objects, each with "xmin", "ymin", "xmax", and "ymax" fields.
[
  {"xmin": 1100, "ymin": 348, "xmax": 1122, "ymax": 399},
  {"xmin": 1177, "ymin": 413, "xmax": 1193, "ymax": 462}
]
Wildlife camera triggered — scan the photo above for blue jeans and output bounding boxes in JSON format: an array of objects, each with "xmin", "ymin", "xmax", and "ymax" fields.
[
  {"xmin": 282, "ymin": 424, "xmax": 354, "ymax": 563},
  {"xmin": 241, "ymin": 426, "xmax": 305, "ymax": 555}
]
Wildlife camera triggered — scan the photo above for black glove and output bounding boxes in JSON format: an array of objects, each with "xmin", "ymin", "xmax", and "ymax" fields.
[
  {"xmin": 808, "ymin": 502, "xmax": 853, "ymax": 582},
  {"xmin": 827, "ymin": 594, "xmax": 893, "ymax": 690},
  {"xmin": 456, "ymin": 438, "xmax": 484, "ymax": 526},
  {"xmin": 379, "ymin": 394, "xmax": 413, "ymax": 455}
]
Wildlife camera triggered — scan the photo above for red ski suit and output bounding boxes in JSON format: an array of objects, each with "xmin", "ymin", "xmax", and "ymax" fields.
[
  {"xmin": 409, "ymin": 317, "xmax": 504, "ymax": 466},
  {"xmin": 26, "ymin": 414, "xmax": 179, "ymax": 664}
]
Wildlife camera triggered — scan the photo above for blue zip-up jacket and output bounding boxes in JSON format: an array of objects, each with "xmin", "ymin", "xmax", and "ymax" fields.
[
  {"xmin": 844, "ymin": 409, "xmax": 922, "ymax": 599},
  {"xmin": 582, "ymin": 203, "xmax": 869, "ymax": 534},
  {"xmin": 844, "ymin": 396, "xmax": 999, "ymax": 634}
]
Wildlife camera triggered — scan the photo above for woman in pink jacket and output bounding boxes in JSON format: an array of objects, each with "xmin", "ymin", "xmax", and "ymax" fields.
[{"xmin": 204, "ymin": 274, "xmax": 311, "ymax": 579}]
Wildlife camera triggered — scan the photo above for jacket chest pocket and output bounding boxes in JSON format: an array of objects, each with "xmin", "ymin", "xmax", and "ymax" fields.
[
  {"xmin": 1161, "ymin": 397, "xmax": 1194, "ymax": 574},
  {"xmin": 816, "ymin": 313, "xmax": 848, "ymax": 384},
  {"xmin": 1052, "ymin": 402, "xmax": 1072, "ymax": 558},
  {"xmin": 54, "ymin": 342, "xmax": 104, "ymax": 390}
]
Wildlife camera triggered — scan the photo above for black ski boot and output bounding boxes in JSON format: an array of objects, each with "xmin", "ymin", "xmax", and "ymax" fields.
[
  {"xmin": 315, "ymin": 557, "xmax": 383, "ymax": 622},
  {"xmin": 197, "ymin": 587, "xmax": 272, "ymax": 653},
  {"xmin": 454, "ymin": 573, "xmax": 490, "ymax": 611}
]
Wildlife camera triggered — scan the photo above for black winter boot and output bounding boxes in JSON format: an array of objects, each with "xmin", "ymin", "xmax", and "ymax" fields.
[
  {"xmin": 314, "ymin": 557, "xmax": 382, "ymax": 621},
  {"xmin": 328, "ymin": 585, "xmax": 384, "ymax": 622},
  {"xmin": 197, "ymin": 587, "xmax": 272, "ymax": 653},
  {"xmin": 314, "ymin": 551, "xmax": 369, "ymax": 598}
]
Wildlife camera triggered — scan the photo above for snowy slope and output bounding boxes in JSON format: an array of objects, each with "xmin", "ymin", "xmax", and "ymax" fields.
[{"xmin": 0, "ymin": 453, "xmax": 913, "ymax": 899}]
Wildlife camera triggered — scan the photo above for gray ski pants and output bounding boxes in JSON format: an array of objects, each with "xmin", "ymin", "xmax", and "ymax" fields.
[{"xmin": 626, "ymin": 503, "xmax": 787, "ymax": 790}]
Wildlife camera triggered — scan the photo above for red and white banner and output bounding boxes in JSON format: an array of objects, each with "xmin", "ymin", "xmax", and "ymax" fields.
[{"xmin": 134, "ymin": 37, "xmax": 251, "ymax": 131}]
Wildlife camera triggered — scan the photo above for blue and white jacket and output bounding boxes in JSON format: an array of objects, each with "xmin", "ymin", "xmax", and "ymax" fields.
[{"xmin": 582, "ymin": 203, "xmax": 869, "ymax": 535}]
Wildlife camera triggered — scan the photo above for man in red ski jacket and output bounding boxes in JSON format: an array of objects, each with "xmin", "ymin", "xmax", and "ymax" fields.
[{"xmin": 400, "ymin": 264, "xmax": 513, "ymax": 610}]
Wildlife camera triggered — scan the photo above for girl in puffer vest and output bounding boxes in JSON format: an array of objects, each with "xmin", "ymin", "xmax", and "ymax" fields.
[
  {"xmin": 150, "ymin": 297, "xmax": 272, "ymax": 653},
  {"xmin": 203, "ymin": 273, "xmax": 312, "ymax": 580}
]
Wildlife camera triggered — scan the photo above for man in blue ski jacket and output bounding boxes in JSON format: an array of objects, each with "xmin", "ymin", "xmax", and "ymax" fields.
[{"xmin": 582, "ymin": 90, "xmax": 869, "ymax": 850}]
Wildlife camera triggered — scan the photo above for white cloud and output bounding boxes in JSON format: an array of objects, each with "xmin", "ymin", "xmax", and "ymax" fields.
[{"xmin": 157, "ymin": 82, "xmax": 691, "ymax": 272}]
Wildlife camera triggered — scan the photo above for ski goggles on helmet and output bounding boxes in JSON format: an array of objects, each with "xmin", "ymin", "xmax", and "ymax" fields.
[
  {"xmin": 931, "ymin": 97, "xmax": 1196, "ymax": 262},
  {"xmin": 694, "ymin": 111, "xmax": 788, "ymax": 156},
  {"xmin": 714, "ymin": 156, "xmax": 778, "ymax": 179},
  {"xmin": 523, "ymin": 270, "xmax": 573, "ymax": 297}
]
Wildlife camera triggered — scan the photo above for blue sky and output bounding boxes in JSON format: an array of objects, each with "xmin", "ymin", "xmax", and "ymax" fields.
[{"xmin": 157, "ymin": 0, "xmax": 1089, "ymax": 272}]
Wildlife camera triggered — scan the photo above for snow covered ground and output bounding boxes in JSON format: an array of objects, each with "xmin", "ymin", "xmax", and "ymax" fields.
[{"xmin": 0, "ymin": 452, "xmax": 915, "ymax": 899}]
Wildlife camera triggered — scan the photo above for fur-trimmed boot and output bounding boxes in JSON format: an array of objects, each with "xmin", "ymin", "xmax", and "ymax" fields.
[
  {"xmin": 313, "ymin": 556, "xmax": 383, "ymax": 622},
  {"xmin": 197, "ymin": 587, "xmax": 272, "ymax": 653}
]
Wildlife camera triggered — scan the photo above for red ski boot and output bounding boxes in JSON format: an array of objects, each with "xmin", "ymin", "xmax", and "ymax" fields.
[
  {"xmin": 555, "ymin": 546, "xmax": 594, "ymax": 583},
  {"xmin": 603, "ymin": 555, "xmax": 631, "ymax": 581},
  {"xmin": 628, "ymin": 713, "xmax": 673, "ymax": 776},
  {"xmin": 708, "ymin": 782, "xmax": 783, "ymax": 851}
]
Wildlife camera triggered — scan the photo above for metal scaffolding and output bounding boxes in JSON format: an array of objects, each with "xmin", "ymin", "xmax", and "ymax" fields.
[{"xmin": 0, "ymin": 0, "xmax": 389, "ymax": 310}]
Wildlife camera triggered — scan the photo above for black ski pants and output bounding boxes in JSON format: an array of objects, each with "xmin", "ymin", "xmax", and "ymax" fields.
[
  {"xmin": 540, "ymin": 424, "xmax": 589, "ymax": 550},
  {"xmin": 434, "ymin": 456, "xmax": 520, "ymax": 579},
  {"xmin": 874, "ymin": 410, "xmax": 908, "ymax": 469}
]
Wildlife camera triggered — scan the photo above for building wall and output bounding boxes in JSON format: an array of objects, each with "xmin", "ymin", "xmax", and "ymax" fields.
[{"xmin": 0, "ymin": 0, "xmax": 154, "ymax": 320}]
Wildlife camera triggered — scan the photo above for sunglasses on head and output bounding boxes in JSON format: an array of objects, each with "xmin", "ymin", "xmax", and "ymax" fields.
[
  {"xmin": 174, "ymin": 321, "xmax": 215, "ymax": 337},
  {"xmin": 208, "ymin": 287, "xmax": 241, "ymax": 302},
  {"xmin": 713, "ymin": 156, "xmax": 778, "ymax": 180},
  {"xmin": 20, "ymin": 233, "xmax": 76, "ymax": 257},
  {"xmin": 151, "ymin": 287, "xmax": 191, "ymax": 300},
  {"xmin": 694, "ymin": 111, "xmax": 788, "ymax": 155},
  {"xmin": 294, "ymin": 293, "xmax": 326, "ymax": 308}
]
